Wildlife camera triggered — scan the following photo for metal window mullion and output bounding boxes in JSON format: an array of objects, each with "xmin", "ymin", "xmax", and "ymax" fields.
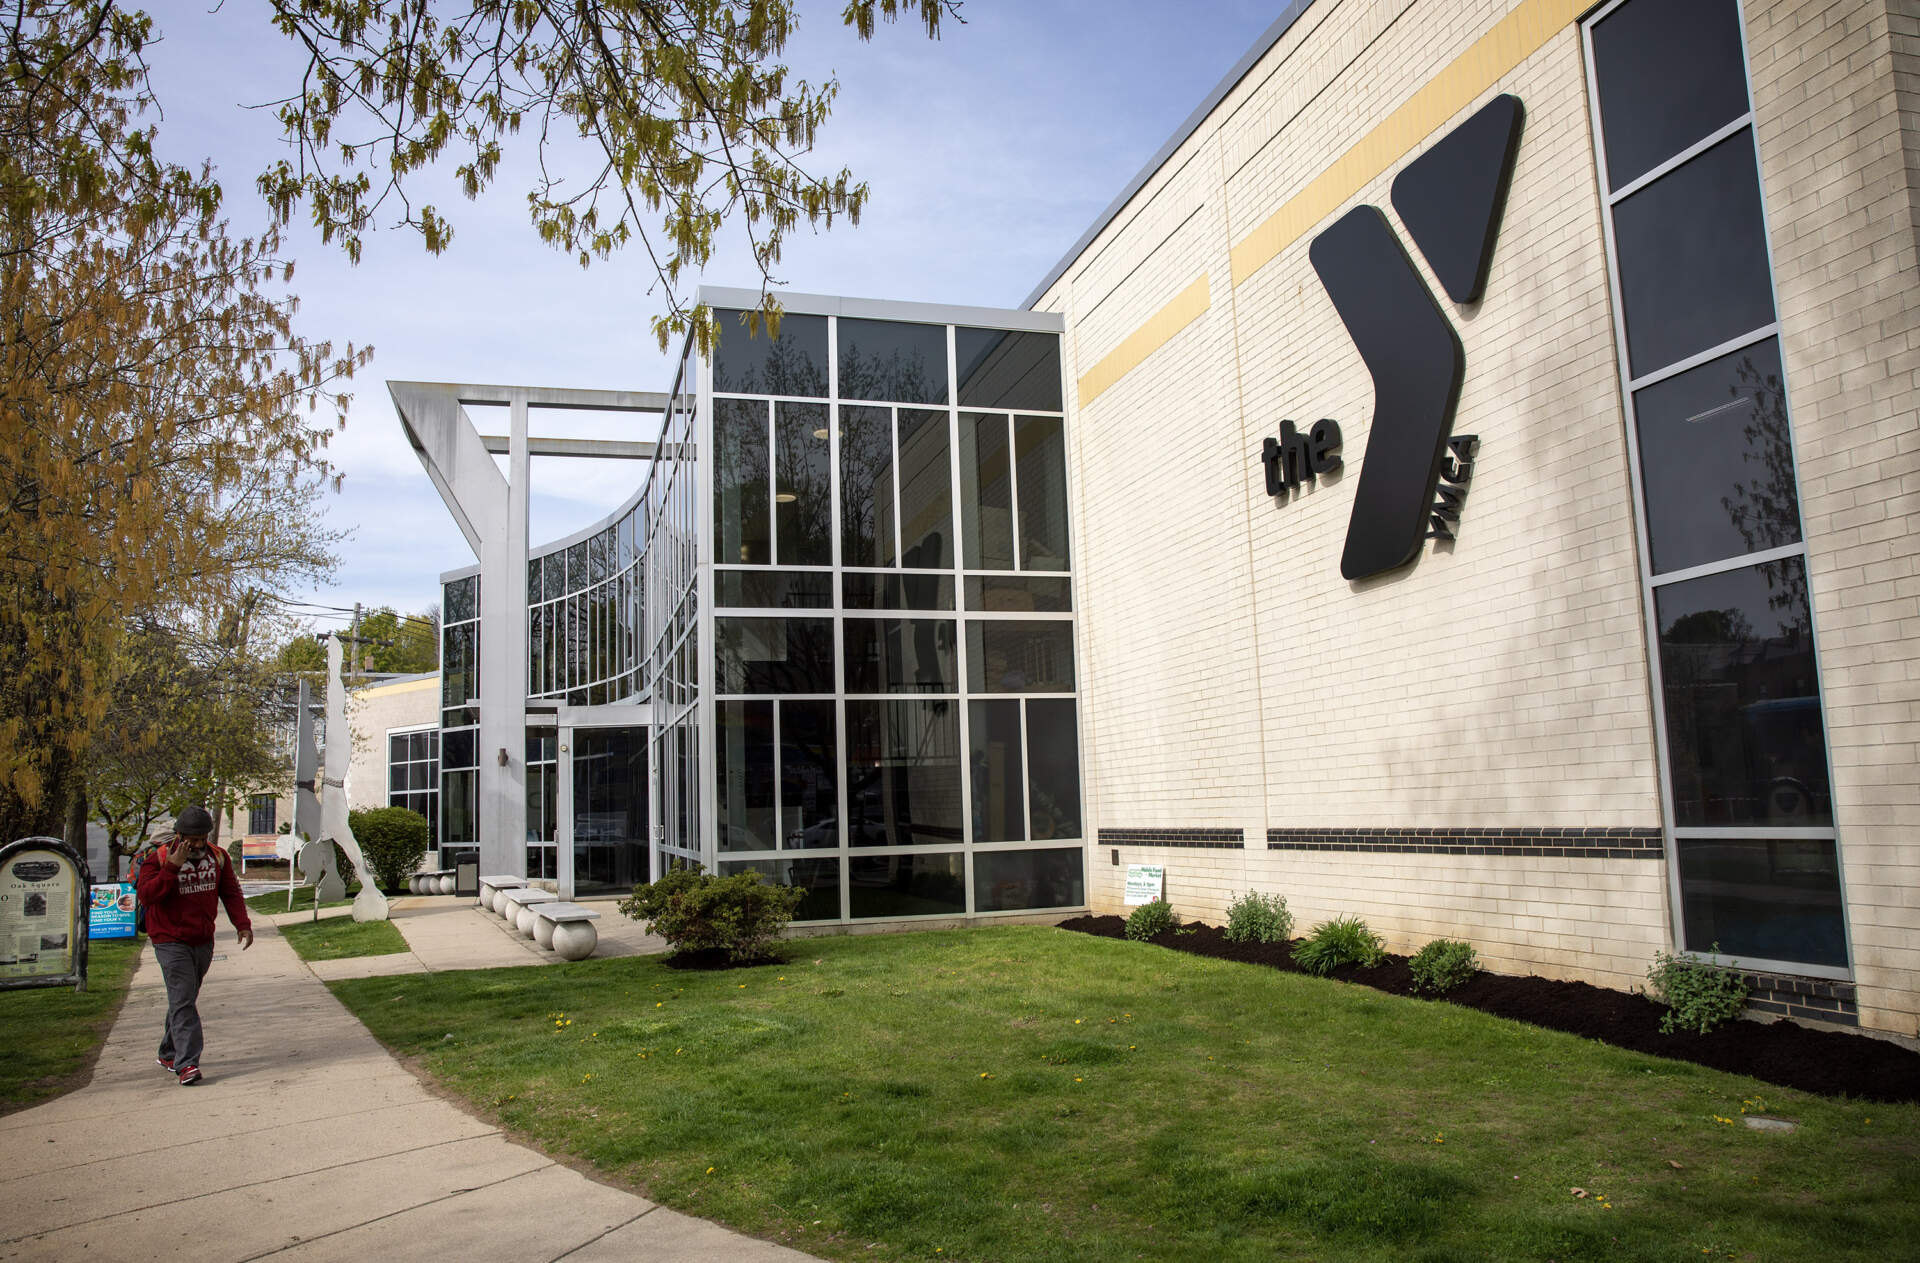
[
  {"xmin": 890, "ymin": 406, "xmax": 904, "ymax": 568},
  {"xmin": 765, "ymin": 400, "xmax": 778, "ymax": 566},
  {"xmin": 1005, "ymin": 413, "xmax": 1022, "ymax": 572},
  {"xmin": 1605, "ymin": 112, "xmax": 1756, "ymax": 203},
  {"xmin": 1623, "ymin": 322, "xmax": 1779, "ymax": 393},
  {"xmin": 1671, "ymin": 825, "xmax": 1837, "ymax": 840},
  {"xmin": 1647, "ymin": 540, "xmax": 1808, "ymax": 590}
]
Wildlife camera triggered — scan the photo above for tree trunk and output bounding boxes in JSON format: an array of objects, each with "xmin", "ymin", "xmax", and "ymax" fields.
[{"xmin": 63, "ymin": 784, "xmax": 88, "ymax": 874}]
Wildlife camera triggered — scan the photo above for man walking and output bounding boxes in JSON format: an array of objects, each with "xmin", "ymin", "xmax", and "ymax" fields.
[{"xmin": 135, "ymin": 806, "xmax": 253, "ymax": 1086}]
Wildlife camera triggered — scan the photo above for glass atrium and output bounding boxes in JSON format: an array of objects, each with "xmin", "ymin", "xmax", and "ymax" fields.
[{"xmin": 435, "ymin": 291, "xmax": 1085, "ymax": 921}]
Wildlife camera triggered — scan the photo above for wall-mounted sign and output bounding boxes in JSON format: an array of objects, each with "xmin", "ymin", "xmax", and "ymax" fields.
[
  {"xmin": 1261, "ymin": 419, "xmax": 1342, "ymax": 500},
  {"xmin": 0, "ymin": 837, "xmax": 91, "ymax": 991},
  {"xmin": 1123, "ymin": 864, "xmax": 1165, "ymax": 906},
  {"xmin": 1265, "ymin": 94, "xmax": 1523, "ymax": 581},
  {"xmin": 89, "ymin": 883, "xmax": 138, "ymax": 941}
]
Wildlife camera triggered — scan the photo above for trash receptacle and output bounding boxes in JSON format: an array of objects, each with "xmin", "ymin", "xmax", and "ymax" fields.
[{"xmin": 455, "ymin": 858, "xmax": 480, "ymax": 899}]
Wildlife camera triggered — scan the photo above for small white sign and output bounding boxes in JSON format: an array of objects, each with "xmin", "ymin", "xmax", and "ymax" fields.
[{"xmin": 1123, "ymin": 864, "xmax": 1165, "ymax": 906}]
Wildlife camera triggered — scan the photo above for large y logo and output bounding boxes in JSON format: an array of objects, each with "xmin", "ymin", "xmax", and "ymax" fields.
[{"xmin": 1308, "ymin": 94, "xmax": 1523, "ymax": 581}]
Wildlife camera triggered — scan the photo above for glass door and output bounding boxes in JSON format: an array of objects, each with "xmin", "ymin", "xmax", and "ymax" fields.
[{"xmin": 559, "ymin": 724, "xmax": 649, "ymax": 898}]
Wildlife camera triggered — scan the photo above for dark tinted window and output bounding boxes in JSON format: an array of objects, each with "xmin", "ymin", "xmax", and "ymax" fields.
[
  {"xmin": 780, "ymin": 699, "xmax": 838, "ymax": 849},
  {"xmin": 1634, "ymin": 338, "xmax": 1799, "ymax": 574},
  {"xmin": 838, "ymin": 317, "xmax": 948, "ymax": 404},
  {"xmin": 961, "ymin": 413, "xmax": 1015, "ymax": 569},
  {"xmin": 848, "ymin": 851, "xmax": 966, "ymax": 918},
  {"xmin": 1590, "ymin": 0, "xmax": 1751, "ymax": 189},
  {"xmin": 715, "ymin": 569, "xmax": 832, "ymax": 609},
  {"xmin": 969, "ymin": 699, "xmax": 1024, "ymax": 842},
  {"xmin": 588, "ymin": 530, "xmax": 612, "ymax": 582},
  {"xmin": 844, "ymin": 618, "xmax": 957, "ymax": 694},
  {"xmin": 444, "ymin": 575, "xmax": 476, "ymax": 622},
  {"xmin": 1016, "ymin": 415, "xmax": 1071, "ymax": 570},
  {"xmin": 965, "ymin": 575, "xmax": 1072, "ymax": 612},
  {"xmin": 843, "ymin": 572, "xmax": 954, "ymax": 610},
  {"xmin": 775, "ymin": 402, "xmax": 831, "ymax": 565},
  {"xmin": 720, "ymin": 857, "xmax": 840, "ymax": 922},
  {"xmin": 1025, "ymin": 698, "xmax": 1082, "ymax": 839},
  {"xmin": 1613, "ymin": 133, "xmax": 1775, "ymax": 377},
  {"xmin": 898, "ymin": 408, "xmax": 953, "ymax": 569},
  {"xmin": 441, "ymin": 623, "xmax": 477, "ymax": 706},
  {"xmin": 714, "ymin": 399, "xmax": 771, "ymax": 564},
  {"xmin": 566, "ymin": 542, "xmax": 587, "ymax": 594},
  {"xmin": 974, "ymin": 847, "xmax": 1085, "ymax": 913},
  {"xmin": 957, "ymin": 328, "xmax": 1062, "ymax": 411},
  {"xmin": 839, "ymin": 404, "xmax": 896, "ymax": 567},
  {"xmin": 572, "ymin": 727, "xmax": 648, "ymax": 895},
  {"xmin": 844, "ymin": 700, "xmax": 962, "ymax": 846},
  {"xmin": 1655, "ymin": 558, "xmax": 1829, "ymax": 827},
  {"xmin": 715, "ymin": 617, "xmax": 835, "ymax": 693},
  {"xmin": 967, "ymin": 620, "xmax": 1076, "ymax": 694},
  {"xmin": 716, "ymin": 701, "xmax": 776, "ymax": 852},
  {"xmin": 712, "ymin": 310, "xmax": 828, "ymax": 397},
  {"xmin": 1677, "ymin": 839, "xmax": 1846, "ymax": 966}
]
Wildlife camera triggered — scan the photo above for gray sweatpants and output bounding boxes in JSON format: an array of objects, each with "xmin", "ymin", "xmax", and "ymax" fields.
[{"xmin": 154, "ymin": 941, "xmax": 214, "ymax": 1070}]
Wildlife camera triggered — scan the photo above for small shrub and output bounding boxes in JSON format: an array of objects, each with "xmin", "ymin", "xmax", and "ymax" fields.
[
  {"xmin": 1293, "ymin": 915, "xmax": 1385, "ymax": 976},
  {"xmin": 1647, "ymin": 945, "xmax": 1749, "ymax": 1035},
  {"xmin": 619, "ymin": 868, "xmax": 804, "ymax": 963},
  {"xmin": 349, "ymin": 806, "xmax": 432, "ymax": 892},
  {"xmin": 1223, "ymin": 890, "xmax": 1293, "ymax": 944},
  {"xmin": 1408, "ymin": 938, "xmax": 1479, "ymax": 993},
  {"xmin": 1125, "ymin": 898, "xmax": 1177, "ymax": 941}
]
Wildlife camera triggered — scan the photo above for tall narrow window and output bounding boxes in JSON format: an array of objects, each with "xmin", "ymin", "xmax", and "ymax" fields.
[{"xmin": 1585, "ymin": 0, "xmax": 1845, "ymax": 972}]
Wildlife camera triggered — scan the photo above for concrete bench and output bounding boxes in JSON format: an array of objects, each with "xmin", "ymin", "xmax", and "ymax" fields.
[
  {"xmin": 408, "ymin": 869, "xmax": 455, "ymax": 896},
  {"xmin": 500, "ymin": 886, "xmax": 559, "ymax": 936},
  {"xmin": 478, "ymin": 875, "xmax": 526, "ymax": 914},
  {"xmin": 532, "ymin": 903, "xmax": 602, "ymax": 960}
]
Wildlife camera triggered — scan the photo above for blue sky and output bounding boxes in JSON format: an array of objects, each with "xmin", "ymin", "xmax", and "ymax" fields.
[{"xmin": 140, "ymin": 1, "xmax": 1282, "ymax": 635}]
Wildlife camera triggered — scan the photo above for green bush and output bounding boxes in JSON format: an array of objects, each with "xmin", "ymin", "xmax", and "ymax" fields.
[
  {"xmin": 1293, "ymin": 915, "xmax": 1386, "ymax": 976},
  {"xmin": 348, "ymin": 806, "xmax": 431, "ymax": 893},
  {"xmin": 1223, "ymin": 890, "xmax": 1293, "ymax": 944},
  {"xmin": 619, "ymin": 868, "xmax": 804, "ymax": 963},
  {"xmin": 1408, "ymin": 938, "xmax": 1479, "ymax": 993},
  {"xmin": 1647, "ymin": 945, "xmax": 1750, "ymax": 1035},
  {"xmin": 1124, "ymin": 898, "xmax": 1177, "ymax": 941}
]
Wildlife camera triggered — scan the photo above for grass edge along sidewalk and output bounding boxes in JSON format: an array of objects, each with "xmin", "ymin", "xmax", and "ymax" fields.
[
  {"xmin": 329, "ymin": 925, "xmax": 1920, "ymax": 1263},
  {"xmin": 0, "ymin": 937, "xmax": 143, "ymax": 1116},
  {"xmin": 279, "ymin": 917, "xmax": 409, "ymax": 962}
]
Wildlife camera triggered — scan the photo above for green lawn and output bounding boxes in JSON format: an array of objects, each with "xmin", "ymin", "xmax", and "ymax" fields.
[
  {"xmin": 0, "ymin": 938, "xmax": 143, "ymax": 1116},
  {"xmin": 244, "ymin": 884, "xmax": 359, "ymax": 918},
  {"xmin": 279, "ymin": 917, "xmax": 409, "ymax": 961},
  {"xmin": 329, "ymin": 926, "xmax": 1919, "ymax": 1263}
]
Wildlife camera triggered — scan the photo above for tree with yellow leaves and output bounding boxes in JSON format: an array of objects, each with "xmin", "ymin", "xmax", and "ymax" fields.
[{"xmin": 0, "ymin": 2, "xmax": 363, "ymax": 841}]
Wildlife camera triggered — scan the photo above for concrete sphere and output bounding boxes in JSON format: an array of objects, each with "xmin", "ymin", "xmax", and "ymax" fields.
[
  {"xmin": 517, "ymin": 904, "xmax": 541, "ymax": 937},
  {"xmin": 437, "ymin": 874, "xmax": 455, "ymax": 896},
  {"xmin": 491, "ymin": 888, "xmax": 512, "ymax": 916},
  {"xmin": 552, "ymin": 921, "xmax": 597, "ymax": 961},
  {"xmin": 533, "ymin": 916, "xmax": 557, "ymax": 950},
  {"xmin": 477, "ymin": 881, "xmax": 495, "ymax": 908}
]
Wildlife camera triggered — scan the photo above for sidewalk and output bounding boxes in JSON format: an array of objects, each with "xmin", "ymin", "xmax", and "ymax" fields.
[
  {"xmin": 283, "ymin": 896, "xmax": 673, "ymax": 981},
  {"xmin": 0, "ymin": 920, "xmax": 816, "ymax": 1263}
]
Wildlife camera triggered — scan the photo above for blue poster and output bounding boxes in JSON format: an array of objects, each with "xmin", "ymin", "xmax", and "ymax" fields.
[{"xmin": 89, "ymin": 884, "xmax": 137, "ymax": 940}]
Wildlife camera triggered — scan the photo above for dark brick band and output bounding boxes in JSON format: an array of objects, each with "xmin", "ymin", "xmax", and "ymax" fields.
[
  {"xmin": 1265, "ymin": 826, "xmax": 1663, "ymax": 860},
  {"xmin": 1743, "ymin": 970, "xmax": 1859, "ymax": 1026},
  {"xmin": 1098, "ymin": 827, "xmax": 1244, "ymax": 850}
]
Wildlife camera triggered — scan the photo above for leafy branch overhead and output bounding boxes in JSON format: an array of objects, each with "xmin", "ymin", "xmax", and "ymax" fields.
[{"xmin": 260, "ymin": 0, "xmax": 961, "ymax": 348}]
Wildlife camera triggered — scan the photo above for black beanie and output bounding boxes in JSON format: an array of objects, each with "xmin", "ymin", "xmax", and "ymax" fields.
[{"xmin": 174, "ymin": 805, "xmax": 214, "ymax": 836}]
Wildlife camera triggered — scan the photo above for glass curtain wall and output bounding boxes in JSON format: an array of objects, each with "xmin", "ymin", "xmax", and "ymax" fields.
[
  {"xmin": 438, "ymin": 572, "xmax": 480, "ymax": 869},
  {"xmin": 527, "ymin": 496, "xmax": 645, "ymax": 706},
  {"xmin": 701, "ymin": 304, "xmax": 1083, "ymax": 921},
  {"xmin": 1585, "ymin": 0, "xmax": 1847, "ymax": 972},
  {"xmin": 647, "ymin": 339, "xmax": 704, "ymax": 875},
  {"xmin": 387, "ymin": 728, "xmax": 440, "ymax": 843}
]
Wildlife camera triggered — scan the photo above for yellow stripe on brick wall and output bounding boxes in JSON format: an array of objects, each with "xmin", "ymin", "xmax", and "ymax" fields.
[
  {"xmin": 1229, "ymin": 0, "xmax": 1587, "ymax": 287},
  {"xmin": 1077, "ymin": 275, "xmax": 1212, "ymax": 406}
]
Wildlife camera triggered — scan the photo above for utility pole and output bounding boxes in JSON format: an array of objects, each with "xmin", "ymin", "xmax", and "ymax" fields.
[{"xmin": 350, "ymin": 602, "xmax": 363, "ymax": 683}]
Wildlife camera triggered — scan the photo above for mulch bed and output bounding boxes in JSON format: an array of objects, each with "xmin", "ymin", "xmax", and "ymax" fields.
[{"xmin": 1058, "ymin": 916, "xmax": 1920, "ymax": 1104}]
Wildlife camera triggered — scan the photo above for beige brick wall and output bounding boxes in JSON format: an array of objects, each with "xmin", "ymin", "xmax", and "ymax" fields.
[
  {"xmin": 1748, "ymin": 0, "xmax": 1920, "ymax": 1035},
  {"xmin": 346, "ymin": 676, "xmax": 440, "ymax": 816},
  {"xmin": 1087, "ymin": 847, "xmax": 1666, "ymax": 994},
  {"xmin": 1042, "ymin": 0, "xmax": 1920, "ymax": 1035}
]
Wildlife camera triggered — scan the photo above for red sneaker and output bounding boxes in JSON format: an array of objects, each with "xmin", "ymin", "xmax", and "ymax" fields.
[
  {"xmin": 156, "ymin": 1056, "xmax": 174, "ymax": 1073},
  {"xmin": 176, "ymin": 1065, "xmax": 202, "ymax": 1086}
]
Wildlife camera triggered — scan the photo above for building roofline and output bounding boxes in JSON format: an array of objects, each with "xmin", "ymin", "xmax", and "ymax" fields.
[
  {"xmin": 1020, "ymin": 0, "xmax": 1316, "ymax": 310},
  {"xmin": 699, "ymin": 286, "xmax": 1062, "ymax": 332}
]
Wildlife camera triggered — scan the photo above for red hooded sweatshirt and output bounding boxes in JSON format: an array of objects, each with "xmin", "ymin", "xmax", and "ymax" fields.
[{"xmin": 136, "ymin": 839, "xmax": 252, "ymax": 946}]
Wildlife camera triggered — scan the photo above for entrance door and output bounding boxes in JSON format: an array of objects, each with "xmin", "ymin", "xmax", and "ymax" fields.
[{"xmin": 556, "ymin": 725, "xmax": 648, "ymax": 899}]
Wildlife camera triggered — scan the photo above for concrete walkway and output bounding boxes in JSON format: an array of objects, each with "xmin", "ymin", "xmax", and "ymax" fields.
[{"xmin": 0, "ymin": 919, "xmax": 816, "ymax": 1263}]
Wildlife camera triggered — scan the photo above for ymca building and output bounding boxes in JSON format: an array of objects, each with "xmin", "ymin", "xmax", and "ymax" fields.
[{"xmin": 386, "ymin": 0, "xmax": 1920, "ymax": 1039}]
